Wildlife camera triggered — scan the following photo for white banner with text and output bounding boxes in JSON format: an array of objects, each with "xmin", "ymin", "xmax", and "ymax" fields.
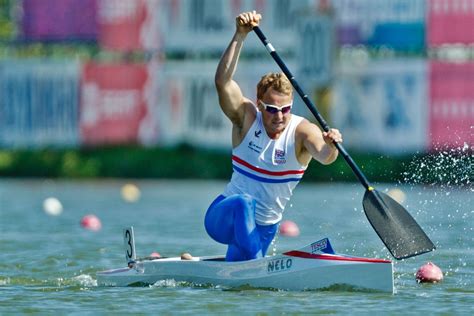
[{"xmin": 332, "ymin": 59, "xmax": 428, "ymax": 154}]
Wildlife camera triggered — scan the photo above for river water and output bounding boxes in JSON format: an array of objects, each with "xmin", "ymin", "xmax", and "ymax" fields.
[{"xmin": 0, "ymin": 179, "xmax": 472, "ymax": 314}]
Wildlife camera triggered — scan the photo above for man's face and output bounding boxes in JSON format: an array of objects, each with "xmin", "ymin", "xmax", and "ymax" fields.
[{"xmin": 258, "ymin": 87, "xmax": 293, "ymax": 138}]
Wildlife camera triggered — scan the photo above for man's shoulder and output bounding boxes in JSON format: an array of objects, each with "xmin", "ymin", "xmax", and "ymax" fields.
[
  {"xmin": 243, "ymin": 100, "xmax": 257, "ymax": 113},
  {"xmin": 242, "ymin": 101, "xmax": 257, "ymax": 123},
  {"xmin": 232, "ymin": 101, "xmax": 257, "ymax": 144},
  {"xmin": 295, "ymin": 118, "xmax": 322, "ymax": 140},
  {"xmin": 294, "ymin": 117, "xmax": 311, "ymax": 131}
]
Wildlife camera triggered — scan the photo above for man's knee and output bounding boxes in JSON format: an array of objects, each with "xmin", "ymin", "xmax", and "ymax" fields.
[
  {"xmin": 232, "ymin": 194, "xmax": 256, "ymax": 213},
  {"xmin": 204, "ymin": 194, "xmax": 257, "ymax": 246}
]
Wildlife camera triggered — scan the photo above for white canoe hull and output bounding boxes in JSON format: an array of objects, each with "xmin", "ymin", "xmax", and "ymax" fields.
[{"xmin": 97, "ymin": 252, "xmax": 393, "ymax": 293}]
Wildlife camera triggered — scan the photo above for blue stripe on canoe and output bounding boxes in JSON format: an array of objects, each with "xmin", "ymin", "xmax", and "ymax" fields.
[{"xmin": 233, "ymin": 165, "xmax": 302, "ymax": 183}]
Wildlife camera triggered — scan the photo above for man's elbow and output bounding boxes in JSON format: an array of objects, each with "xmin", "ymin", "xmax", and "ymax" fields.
[
  {"xmin": 322, "ymin": 151, "xmax": 338, "ymax": 165},
  {"xmin": 320, "ymin": 159, "xmax": 333, "ymax": 166}
]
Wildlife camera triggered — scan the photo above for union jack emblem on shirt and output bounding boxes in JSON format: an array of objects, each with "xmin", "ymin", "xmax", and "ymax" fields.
[{"xmin": 274, "ymin": 149, "xmax": 286, "ymax": 164}]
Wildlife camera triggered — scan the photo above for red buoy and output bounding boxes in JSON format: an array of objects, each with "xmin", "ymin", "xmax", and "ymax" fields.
[
  {"xmin": 80, "ymin": 214, "xmax": 102, "ymax": 231},
  {"xmin": 416, "ymin": 262, "xmax": 443, "ymax": 283},
  {"xmin": 279, "ymin": 220, "xmax": 300, "ymax": 237}
]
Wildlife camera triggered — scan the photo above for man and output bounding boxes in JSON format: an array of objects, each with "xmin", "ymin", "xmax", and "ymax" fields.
[{"xmin": 204, "ymin": 11, "xmax": 343, "ymax": 261}]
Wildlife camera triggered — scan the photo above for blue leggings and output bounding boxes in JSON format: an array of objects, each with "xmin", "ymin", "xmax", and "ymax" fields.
[{"xmin": 204, "ymin": 194, "xmax": 278, "ymax": 261}]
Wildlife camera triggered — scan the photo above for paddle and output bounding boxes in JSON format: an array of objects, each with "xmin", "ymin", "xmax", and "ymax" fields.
[{"xmin": 253, "ymin": 26, "xmax": 435, "ymax": 260}]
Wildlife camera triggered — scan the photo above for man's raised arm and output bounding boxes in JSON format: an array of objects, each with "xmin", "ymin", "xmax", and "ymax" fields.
[{"xmin": 215, "ymin": 11, "xmax": 261, "ymax": 126}]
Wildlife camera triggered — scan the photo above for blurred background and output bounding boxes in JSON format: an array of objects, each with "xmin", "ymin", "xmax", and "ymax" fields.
[
  {"xmin": 0, "ymin": 0, "xmax": 472, "ymax": 181},
  {"xmin": 1, "ymin": 2, "xmax": 473, "ymax": 309}
]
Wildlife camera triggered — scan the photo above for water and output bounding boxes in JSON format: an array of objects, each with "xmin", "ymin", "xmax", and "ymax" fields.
[{"xmin": 1, "ymin": 179, "xmax": 472, "ymax": 314}]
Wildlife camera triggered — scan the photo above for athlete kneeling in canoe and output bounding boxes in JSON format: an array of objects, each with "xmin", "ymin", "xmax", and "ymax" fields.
[{"xmin": 205, "ymin": 11, "xmax": 343, "ymax": 261}]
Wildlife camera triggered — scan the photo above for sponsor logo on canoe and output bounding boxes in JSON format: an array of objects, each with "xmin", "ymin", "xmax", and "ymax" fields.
[
  {"xmin": 267, "ymin": 258, "xmax": 292, "ymax": 273},
  {"xmin": 311, "ymin": 239, "xmax": 327, "ymax": 253}
]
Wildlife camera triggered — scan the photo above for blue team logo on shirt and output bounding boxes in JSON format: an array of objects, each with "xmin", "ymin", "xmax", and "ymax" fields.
[
  {"xmin": 274, "ymin": 149, "xmax": 286, "ymax": 164},
  {"xmin": 248, "ymin": 141, "xmax": 262, "ymax": 153}
]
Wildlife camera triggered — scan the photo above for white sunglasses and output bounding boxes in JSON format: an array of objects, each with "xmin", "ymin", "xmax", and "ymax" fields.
[{"xmin": 259, "ymin": 100, "xmax": 293, "ymax": 114}]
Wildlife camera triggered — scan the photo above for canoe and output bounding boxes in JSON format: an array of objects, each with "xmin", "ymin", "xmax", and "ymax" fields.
[{"xmin": 96, "ymin": 227, "xmax": 394, "ymax": 293}]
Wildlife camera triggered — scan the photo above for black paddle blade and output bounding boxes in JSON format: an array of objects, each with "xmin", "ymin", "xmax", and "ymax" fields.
[{"xmin": 363, "ymin": 190, "xmax": 435, "ymax": 260}]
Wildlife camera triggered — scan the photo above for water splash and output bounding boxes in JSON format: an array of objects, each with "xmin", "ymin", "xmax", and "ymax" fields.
[
  {"xmin": 402, "ymin": 143, "xmax": 472, "ymax": 187},
  {"xmin": 0, "ymin": 274, "xmax": 98, "ymax": 289},
  {"xmin": 399, "ymin": 143, "xmax": 473, "ymax": 290},
  {"xmin": 152, "ymin": 279, "xmax": 184, "ymax": 288},
  {"xmin": 72, "ymin": 274, "xmax": 97, "ymax": 287},
  {"xmin": 270, "ymin": 234, "xmax": 279, "ymax": 257},
  {"xmin": 0, "ymin": 277, "xmax": 10, "ymax": 285}
]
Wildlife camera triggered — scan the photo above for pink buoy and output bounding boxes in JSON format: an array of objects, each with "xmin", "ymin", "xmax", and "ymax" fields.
[
  {"xmin": 149, "ymin": 252, "xmax": 161, "ymax": 258},
  {"xmin": 80, "ymin": 214, "xmax": 102, "ymax": 232},
  {"xmin": 279, "ymin": 220, "xmax": 300, "ymax": 237},
  {"xmin": 416, "ymin": 262, "xmax": 443, "ymax": 283}
]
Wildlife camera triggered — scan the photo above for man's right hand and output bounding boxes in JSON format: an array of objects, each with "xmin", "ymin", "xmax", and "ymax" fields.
[{"xmin": 236, "ymin": 10, "xmax": 262, "ymax": 34}]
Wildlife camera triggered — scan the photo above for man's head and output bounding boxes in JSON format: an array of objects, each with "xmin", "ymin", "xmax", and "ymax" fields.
[
  {"xmin": 256, "ymin": 72, "xmax": 293, "ymax": 100},
  {"xmin": 256, "ymin": 73, "xmax": 294, "ymax": 138}
]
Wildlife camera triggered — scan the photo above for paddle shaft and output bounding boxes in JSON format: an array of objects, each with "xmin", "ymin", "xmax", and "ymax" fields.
[
  {"xmin": 254, "ymin": 26, "xmax": 437, "ymax": 260},
  {"xmin": 253, "ymin": 26, "xmax": 371, "ymax": 189}
]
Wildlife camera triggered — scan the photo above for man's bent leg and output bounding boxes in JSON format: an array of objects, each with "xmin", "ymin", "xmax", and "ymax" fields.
[
  {"xmin": 204, "ymin": 195, "xmax": 233, "ymax": 244},
  {"xmin": 225, "ymin": 244, "xmax": 245, "ymax": 261},
  {"xmin": 227, "ymin": 223, "xmax": 278, "ymax": 260},
  {"xmin": 204, "ymin": 194, "xmax": 262, "ymax": 261},
  {"xmin": 233, "ymin": 194, "xmax": 262, "ymax": 260},
  {"xmin": 257, "ymin": 223, "xmax": 278, "ymax": 256}
]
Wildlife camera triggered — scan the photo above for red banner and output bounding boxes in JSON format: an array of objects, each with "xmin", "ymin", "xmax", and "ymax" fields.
[
  {"xmin": 428, "ymin": 0, "xmax": 474, "ymax": 45},
  {"xmin": 80, "ymin": 63, "xmax": 148, "ymax": 145},
  {"xmin": 429, "ymin": 62, "xmax": 474, "ymax": 149},
  {"xmin": 97, "ymin": 0, "xmax": 160, "ymax": 51}
]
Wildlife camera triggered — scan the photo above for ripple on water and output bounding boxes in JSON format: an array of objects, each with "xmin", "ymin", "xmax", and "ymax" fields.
[{"xmin": 1, "ymin": 179, "xmax": 472, "ymax": 314}]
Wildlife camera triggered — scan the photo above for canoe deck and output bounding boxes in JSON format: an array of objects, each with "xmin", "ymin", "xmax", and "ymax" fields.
[{"xmin": 97, "ymin": 245, "xmax": 393, "ymax": 292}]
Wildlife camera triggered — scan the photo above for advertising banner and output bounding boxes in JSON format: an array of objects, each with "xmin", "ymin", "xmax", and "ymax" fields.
[
  {"xmin": 153, "ymin": 61, "xmax": 231, "ymax": 148},
  {"xmin": 0, "ymin": 60, "xmax": 80, "ymax": 148},
  {"xmin": 427, "ymin": 0, "xmax": 474, "ymax": 45},
  {"xmin": 97, "ymin": 0, "xmax": 160, "ymax": 51},
  {"xmin": 297, "ymin": 13, "xmax": 335, "ymax": 87},
  {"xmin": 153, "ymin": 60, "xmax": 285, "ymax": 149},
  {"xmin": 429, "ymin": 62, "xmax": 474, "ymax": 149},
  {"xmin": 156, "ymin": 0, "xmax": 314, "ymax": 53},
  {"xmin": 22, "ymin": 0, "xmax": 98, "ymax": 41},
  {"xmin": 80, "ymin": 62, "xmax": 149, "ymax": 145},
  {"xmin": 332, "ymin": 59, "xmax": 428, "ymax": 154},
  {"xmin": 332, "ymin": 0, "xmax": 425, "ymax": 51}
]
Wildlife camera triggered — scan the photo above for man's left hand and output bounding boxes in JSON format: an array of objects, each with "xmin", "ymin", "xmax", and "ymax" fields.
[{"xmin": 322, "ymin": 128, "xmax": 343, "ymax": 146}]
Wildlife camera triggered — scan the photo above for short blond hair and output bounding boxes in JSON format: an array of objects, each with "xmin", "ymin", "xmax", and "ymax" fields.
[{"xmin": 256, "ymin": 72, "xmax": 293, "ymax": 100}]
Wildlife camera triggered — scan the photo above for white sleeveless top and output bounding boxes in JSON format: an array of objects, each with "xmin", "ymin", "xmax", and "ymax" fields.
[{"xmin": 222, "ymin": 111, "xmax": 307, "ymax": 225}]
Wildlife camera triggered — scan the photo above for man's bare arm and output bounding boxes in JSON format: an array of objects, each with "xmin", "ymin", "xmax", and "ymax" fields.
[
  {"xmin": 215, "ymin": 11, "xmax": 261, "ymax": 127},
  {"xmin": 297, "ymin": 121, "xmax": 342, "ymax": 165}
]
